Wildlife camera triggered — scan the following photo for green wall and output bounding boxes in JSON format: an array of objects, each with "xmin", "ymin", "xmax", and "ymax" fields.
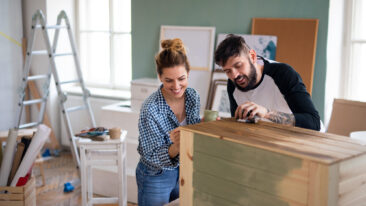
[{"xmin": 132, "ymin": 0, "xmax": 329, "ymax": 119}]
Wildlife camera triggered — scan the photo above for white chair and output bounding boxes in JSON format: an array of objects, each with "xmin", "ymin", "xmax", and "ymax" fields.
[{"xmin": 78, "ymin": 131, "xmax": 127, "ymax": 206}]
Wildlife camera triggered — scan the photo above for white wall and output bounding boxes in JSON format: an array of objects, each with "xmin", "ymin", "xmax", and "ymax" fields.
[{"xmin": 0, "ymin": 0, "xmax": 23, "ymax": 130}]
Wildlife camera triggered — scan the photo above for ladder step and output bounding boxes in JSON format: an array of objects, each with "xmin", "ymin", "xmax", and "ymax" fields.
[
  {"xmin": 34, "ymin": 25, "xmax": 67, "ymax": 29},
  {"xmin": 23, "ymin": 98, "xmax": 46, "ymax": 106},
  {"xmin": 34, "ymin": 25, "xmax": 44, "ymax": 29},
  {"xmin": 66, "ymin": 105, "xmax": 87, "ymax": 113},
  {"xmin": 19, "ymin": 122, "xmax": 39, "ymax": 129},
  {"xmin": 58, "ymin": 79, "xmax": 79, "ymax": 85},
  {"xmin": 46, "ymin": 25, "xmax": 68, "ymax": 29},
  {"xmin": 27, "ymin": 74, "xmax": 49, "ymax": 81},
  {"xmin": 90, "ymin": 197, "xmax": 118, "ymax": 204},
  {"xmin": 53, "ymin": 52, "xmax": 73, "ymax": 57},
  {"xmin": 31, "ymin": 50, "xmax": 48, "ymax": 55}
]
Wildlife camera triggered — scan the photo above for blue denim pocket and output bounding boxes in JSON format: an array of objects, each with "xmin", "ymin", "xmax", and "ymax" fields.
[
  {"xmin": 137, "ymin": 162, "xmax": 165, "ymax": 177},
  {"xmin": 144, "ymin": 168, "xmax": 164, "ymax": 176}
]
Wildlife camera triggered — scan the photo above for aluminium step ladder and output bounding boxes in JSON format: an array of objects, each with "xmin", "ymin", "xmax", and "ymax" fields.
[{"xmin": 15, "ymin": 9, "xmax": 96, "ymax": 170}]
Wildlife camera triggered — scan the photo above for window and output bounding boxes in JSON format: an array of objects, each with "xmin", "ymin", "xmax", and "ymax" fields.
[
  {"xmin": 77, "ymin": 0, "xmax": 131, "ymax": 89},
  {"xmin": 343, "ymin": 0, "xmax": 366, "ymax": 101}
]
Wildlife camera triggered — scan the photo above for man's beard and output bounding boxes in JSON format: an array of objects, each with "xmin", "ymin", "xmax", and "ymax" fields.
[{"xmin": 234, "ymin": 61, "xmax": 257, "ymax": 92}]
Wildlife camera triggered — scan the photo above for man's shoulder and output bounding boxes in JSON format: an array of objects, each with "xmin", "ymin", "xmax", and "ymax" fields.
[
  {"xmin": 264, "ymin": 60, "xmax": 301, "ymax": 83},
  {"xmin": 263, "ymin": 59, "xmax": 307, "ymax": 94},
  {"xmin": 264, "ymin": 60, "xmax": 297, "ymax": 75},
  {"xmin": 227, "ymin": 79, "xmax": 235, "ymax": 92}
]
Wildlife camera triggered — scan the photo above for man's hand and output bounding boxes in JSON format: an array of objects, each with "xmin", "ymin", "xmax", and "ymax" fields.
[
  {"xmin": 235, "ymin": 101, "xmax": 295, "ymax": 126},
  {"xmin": 235, "ymin": 101, "xmax": 268, "ymax": 119}
]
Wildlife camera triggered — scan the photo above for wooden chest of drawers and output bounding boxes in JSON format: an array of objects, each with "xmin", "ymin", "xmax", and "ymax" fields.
[{"xmin": 180, "ymin": 119, "xmax": 366, "ymax": 206}]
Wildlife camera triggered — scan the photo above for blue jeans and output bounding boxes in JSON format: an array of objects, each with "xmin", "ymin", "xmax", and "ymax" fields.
[{"xmin": 136, "ymin": 161, "xmax": 179, "ymax": 206}]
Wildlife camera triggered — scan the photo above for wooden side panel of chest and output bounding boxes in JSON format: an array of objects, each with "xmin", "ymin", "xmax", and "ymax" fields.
[{"xmin": 180, "ymin": 130, "xmax": 366, "ymax": 206}]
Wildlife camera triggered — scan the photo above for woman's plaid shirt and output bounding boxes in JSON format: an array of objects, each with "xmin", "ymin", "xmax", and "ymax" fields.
[{"xmin": 137, "ymin": 86, "xmax": 200, "ymax": 170}]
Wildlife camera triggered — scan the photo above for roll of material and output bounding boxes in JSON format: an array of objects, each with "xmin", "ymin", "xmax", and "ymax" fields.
[
  {"xmin": 11, "ymin": 124, "xmax": 50, "ymax": 186},
  {"xmin": 8, "ymin": 142, "xmax": 25, "ymax": 185},
  {"xmin": 0, "ymin": 128, "xmax": 18, "ymax": 186}
]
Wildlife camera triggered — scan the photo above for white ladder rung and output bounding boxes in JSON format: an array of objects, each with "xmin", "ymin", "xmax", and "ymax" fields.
[
  {"xmin": 86, "ymin": 160, "xmax": 118, "ymax": 166},
  {"xmin": 54, "ymin": 52, "xmax": 73, "ymax": 57},
  {"xmin": 19, "ymin": 122, "xmax": 39, "ymax": 129},
  {"xmin": 34, "ymin": 25, "xmax": 44, "ymax": 29},
  {"xmin": 23, "ymin": 98, "xmax": 45, "ymax": 106},
  {"xmin": 46, "ymin": 25, "xmax": 68, "ymax": 29},
  {"xmin": 27, "ymin": 74, "xmax": 49, "ymax": 81},
  {"xmin": 58, "ymin": 79, "xmax": 79, "ymax": 85},
  {"xmin": 89, "ymin": 150, "xmax": 118, "ymax": 156},
  {"xmin": 90, "ymin": 197, "xmax": 118, "ymax": 204},
  {"xmin": 31, "ymin": 50, "xmax": 48, "ymax": 55},
  {"xmin": 66, "ymin": 105, "xmax": 86, "ymax": 113},
  {"xmin": 34, "ymin": 25, "xmax": 68, "ymax": 29}
]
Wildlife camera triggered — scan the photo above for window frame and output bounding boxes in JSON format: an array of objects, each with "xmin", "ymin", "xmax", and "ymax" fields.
[
  {"xmin": 75, "ymin": 0, "xmax": 131, "ymax": 90},
  {"xmin": 342, "ymin": 0, "xmax": 366, "ymax": 100}
]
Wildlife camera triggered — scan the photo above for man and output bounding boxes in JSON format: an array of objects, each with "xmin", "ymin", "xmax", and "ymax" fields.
[{"xmin": 214, "ymin": 34, "xmax": 320, "ymax": 131}]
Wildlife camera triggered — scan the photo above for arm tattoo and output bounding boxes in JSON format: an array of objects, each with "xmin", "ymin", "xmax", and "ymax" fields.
[{"xmin": 266, "ymin": 110, "xmax": 295, "ymax": 126}]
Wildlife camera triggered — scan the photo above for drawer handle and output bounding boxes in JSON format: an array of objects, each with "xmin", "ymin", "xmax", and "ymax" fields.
[{"xmin": 141, "ymin": 88, "xmax": 148, "ymax": 93}]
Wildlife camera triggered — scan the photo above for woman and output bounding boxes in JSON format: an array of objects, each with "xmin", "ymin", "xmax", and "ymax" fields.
[{"xmin": 136, "ymin": 38, "xmax": 200, "ymax": 206}]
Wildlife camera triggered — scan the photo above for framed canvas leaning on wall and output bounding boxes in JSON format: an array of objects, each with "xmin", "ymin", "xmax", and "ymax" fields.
[
  {"xmin": 160, "ymin": 25, "xmax": 216, "ymax": 112},
  {"xmin": 207, "ymin": 79, "xmax": 231, "ymax": 118}
]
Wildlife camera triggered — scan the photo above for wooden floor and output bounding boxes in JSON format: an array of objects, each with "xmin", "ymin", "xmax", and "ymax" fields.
[{"xmin": 34, "ymin": 151, "xmax": 137, "ymax": 206}]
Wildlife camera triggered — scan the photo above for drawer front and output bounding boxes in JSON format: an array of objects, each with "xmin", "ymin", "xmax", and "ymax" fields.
[
  {"xmin": 131, "ymin": 99, "xmax": 144, "ymax": 112},
  {"xmin": 131, "ymin": 84, "xmax": 159, "ymax": 100},
  {"xmin": 100, "ymin": 109, "xmax": 140, "ymax": 138}
]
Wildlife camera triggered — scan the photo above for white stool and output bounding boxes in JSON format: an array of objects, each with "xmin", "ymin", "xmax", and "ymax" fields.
[{"xmin": 78, "ymin": 131, "xmax": 127, "ymax": 206}]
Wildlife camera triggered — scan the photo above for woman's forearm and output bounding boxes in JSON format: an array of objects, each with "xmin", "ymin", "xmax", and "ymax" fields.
[{"xmin": 168, "ymin": 143, "xmax": 179, "ymax": 158}]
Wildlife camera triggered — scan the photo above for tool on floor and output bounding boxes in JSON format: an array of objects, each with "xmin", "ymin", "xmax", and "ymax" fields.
[
  {"xmin": 63, "ymin": 182, "xmax": 74, "ymax": 192},
  {"xmin": 63, "ymin": 178, "xmax": 80, "ymax": 193}
]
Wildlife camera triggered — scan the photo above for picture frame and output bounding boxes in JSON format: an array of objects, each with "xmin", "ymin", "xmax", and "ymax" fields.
[
  {"xmin": 205, "ymin": 69, "xmax": 227, "ymax": 109},
  {"xmin": 160, "ymin": 25, "xmax": 216, "ymax": 112},
  {"xmin": 214, "ymin": 33, "xmax": 277, "ymax": 69},
  {"xmin": 160, "ymin": 25, "xmax": 216, "ymax": 71},
  {"xmin": 206, "ymin": 69, "xmax": 227, "ymax": 109},
  {"xmin": 207, "ymin": 79, "xmax": 231, "ymax": 118}
]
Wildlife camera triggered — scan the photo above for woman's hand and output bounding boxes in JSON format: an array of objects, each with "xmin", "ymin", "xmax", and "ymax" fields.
[
  {"xmin": 168, "ymin": 127, "xmax": 180, "ymax": 158},
  {"xmin": 169, "ymin": 127, "xmax": 180, "ymax": 144}
]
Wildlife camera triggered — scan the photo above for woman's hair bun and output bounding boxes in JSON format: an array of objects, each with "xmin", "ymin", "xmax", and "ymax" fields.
[
  {"xmin": 161, "ymin": 38, "xmax": 186, "ymax": 55},
  {"xmin": 155, "ymin": 38, "xmax": 190, "ymax": 75}
]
